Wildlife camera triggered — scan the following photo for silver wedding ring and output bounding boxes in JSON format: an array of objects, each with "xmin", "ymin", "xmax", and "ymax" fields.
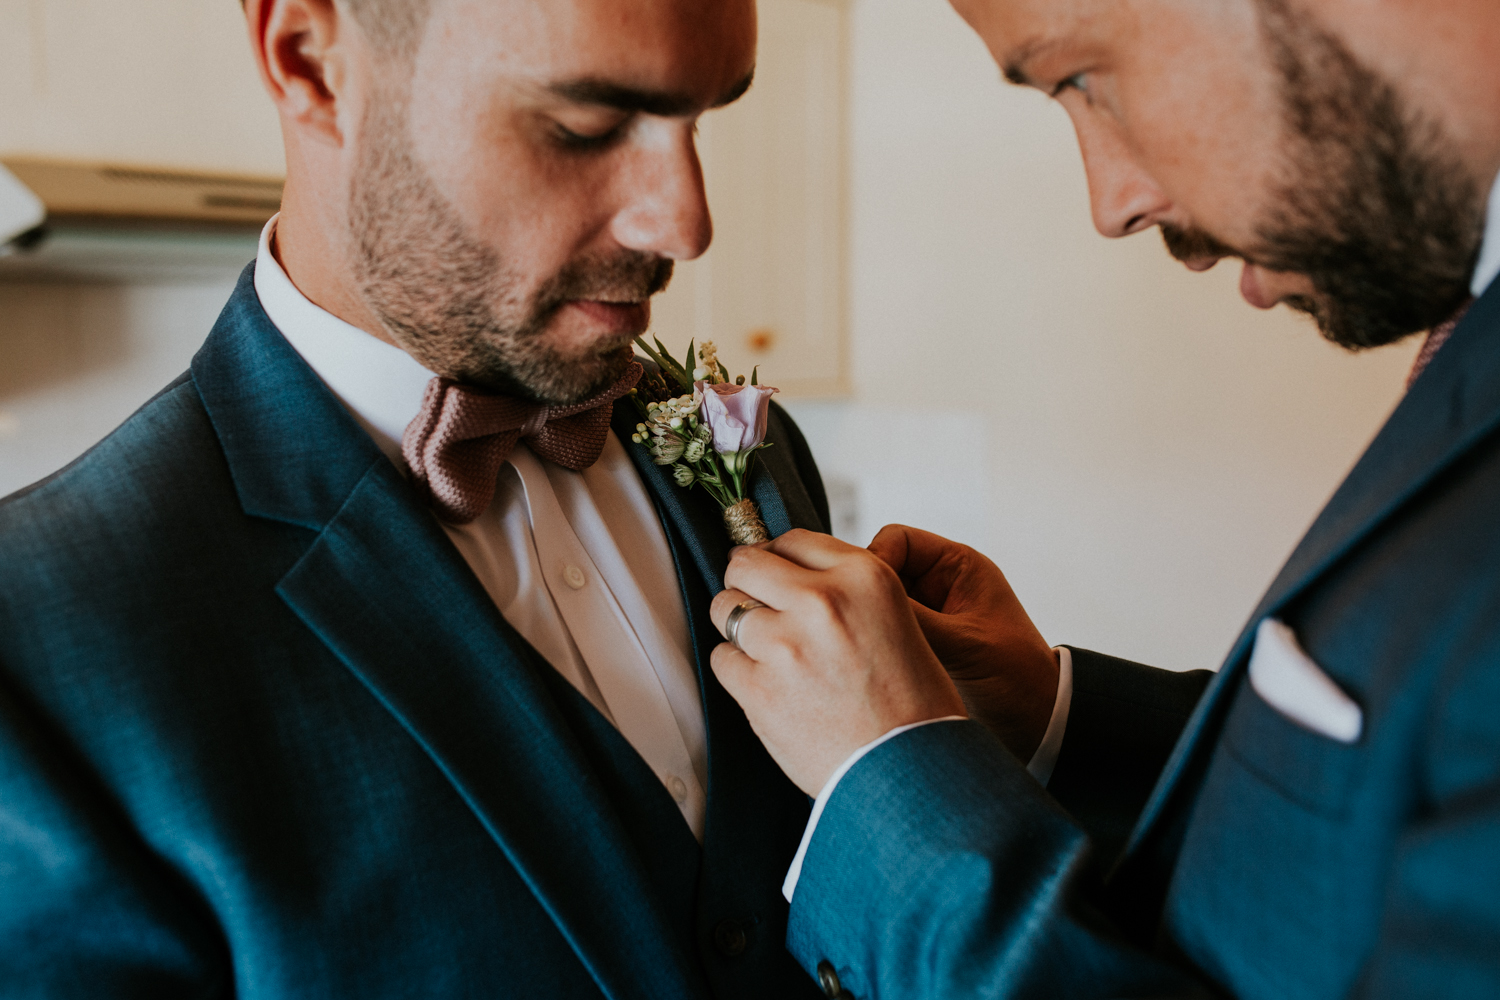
[{"xmin": 724, "ymin": 599, "xmax": 767, "ymax": 652}]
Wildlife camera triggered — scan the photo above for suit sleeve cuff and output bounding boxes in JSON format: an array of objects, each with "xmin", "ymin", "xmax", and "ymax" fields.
[{"xmin": 781, "ymin": 647, "xmax": 1073, "ymax": 903}]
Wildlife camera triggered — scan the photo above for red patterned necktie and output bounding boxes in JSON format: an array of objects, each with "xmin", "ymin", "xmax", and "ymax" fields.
[
  {"xmin": 1407, "ymin": 300, "xmax": 1473, "ymax": 390},
  {"xmin": 402, "ymin": 361, "xmax": 643, "ymax": 524}
]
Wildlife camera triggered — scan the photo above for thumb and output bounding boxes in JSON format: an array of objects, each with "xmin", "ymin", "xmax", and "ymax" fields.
[{"xmin": 867, "ymin": 524, "xmax": 913, "ymax": 573}]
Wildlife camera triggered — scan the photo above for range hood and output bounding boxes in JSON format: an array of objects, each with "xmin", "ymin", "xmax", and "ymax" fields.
[{"xmin": 0, "ymin": 157, "xmax": 283, "ymax": 283}]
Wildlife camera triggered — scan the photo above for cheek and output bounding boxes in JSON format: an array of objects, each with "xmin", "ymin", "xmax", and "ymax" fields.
[
  {"xmin": 1129, "ymin": 102, "xmax": 1282, "ymax": 244},
  {"xmin": 403, "ymin": 74, "xmax": 616, "ymax": 274},
  {"xmin": 1115, "ymin": 14, "xmax": 1286, "ymax": 242},
  {"xmin": 405, "ymin": 97, "xmax": 622, "ymax": 277}
]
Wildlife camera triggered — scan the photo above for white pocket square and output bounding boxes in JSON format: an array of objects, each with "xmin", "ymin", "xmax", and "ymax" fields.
[{"xmin": 1248, "ymin": 618, "xmax": 1363, "ymax": 743}]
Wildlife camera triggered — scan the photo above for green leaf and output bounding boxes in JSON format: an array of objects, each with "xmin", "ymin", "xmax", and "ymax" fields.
[
  {"xmin": 633, "ymin": 335, "xmax": 668, "ymax": 370},
  {"xmin": 750, "ymin": 365, "xmax": 759, "ymax": 386},
  {"xmin": 718, "ymin": 361, "xmax": 731, "ymax": 383},
  {"xmin": 684, "ymin": 339, "xmax": 697, "ymax": 377},
  {"xmin": 644, "ymin": 334, "xmax": 694, "ymax": 390}
]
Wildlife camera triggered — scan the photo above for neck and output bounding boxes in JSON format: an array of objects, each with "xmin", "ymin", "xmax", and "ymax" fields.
[{"xmin": 273, "ymin": 144, "xmax": 402, "ymax": 350}]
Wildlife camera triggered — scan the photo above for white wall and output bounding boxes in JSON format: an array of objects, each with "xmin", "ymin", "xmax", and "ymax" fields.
[
  {"xmin": 784, "ymin": 0, "xmax": 1421, "ymax": 672},
  {"xmin": 0, "ymin": 281, "xmax": 240, "ymax": 493}
]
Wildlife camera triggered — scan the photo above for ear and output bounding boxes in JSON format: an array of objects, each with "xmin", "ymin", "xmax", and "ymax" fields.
[{"xmin": 244, "ymin": 0, "xmax": 354, "ymax": 146}]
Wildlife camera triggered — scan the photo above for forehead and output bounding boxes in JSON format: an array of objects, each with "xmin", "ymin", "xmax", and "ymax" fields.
[
  {"xmin": 952, "ymin": 0, "xmax": 1242, "ymax": 82},
  {"xmin": 950, "ymin": 0, "xmax": 1111, "ymax": 64},
  {"xmin": 418, "ymin": 0, "xmax": 757, "ymax": 95}
]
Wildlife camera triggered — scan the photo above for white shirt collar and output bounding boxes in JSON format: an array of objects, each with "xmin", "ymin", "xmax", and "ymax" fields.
[
  {"xmin": 1471, "ymin": 169, "xmax": 1500, "ymax": 299},
  {"xmin": 253, "ymin": 214, "xmax": 436, "ymax": 466}
]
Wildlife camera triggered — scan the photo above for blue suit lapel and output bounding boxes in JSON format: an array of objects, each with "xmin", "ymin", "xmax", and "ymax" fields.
[
  {"xmin": 1119, "ymin": 280, "xmax": 1500, "ymax": 892},
  {"xmin": 193, "ymin": 267, "xmax": 705, "ymax": 1000}
]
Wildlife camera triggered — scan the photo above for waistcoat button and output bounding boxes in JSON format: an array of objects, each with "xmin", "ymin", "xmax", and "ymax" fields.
[{"xmin": 713, "ymin": 918, "xmax": 748, "ymax": 957}]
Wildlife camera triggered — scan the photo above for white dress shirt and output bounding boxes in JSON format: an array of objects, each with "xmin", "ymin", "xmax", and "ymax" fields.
[
  {"xmin": 253, "ymin": 217, "xmax": 709, "ymax": 841},
  {"xmin": 1472, "ymin": 169, "xmax": 1500, "ymax": 299},
  {"xmin": 787, "ymin": 166, "xmax": 1500, "ymax": 900}
]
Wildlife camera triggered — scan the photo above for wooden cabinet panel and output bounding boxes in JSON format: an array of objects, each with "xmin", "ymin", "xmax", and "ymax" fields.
[{"xmin": 649, "ymin": 0, "xmax": 849, "ymax": 397}]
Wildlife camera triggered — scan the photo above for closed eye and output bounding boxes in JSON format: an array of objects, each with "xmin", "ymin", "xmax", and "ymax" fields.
[
  {"xmin": 1051, "ymin": 73, "xmax": 1090, "ymax": 99},
  {"xmin": 552, "ymin": 120, "xmax": 629, "ymax": 151}
]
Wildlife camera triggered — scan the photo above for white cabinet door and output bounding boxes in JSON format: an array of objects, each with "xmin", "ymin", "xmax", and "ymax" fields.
[
  {"xmin": 0, "ymin": 0, "xmax": 284, "ymax": 175},
  {"xmin": 649, "ymin": 0, "xmax": 849, "ymax": 397}
]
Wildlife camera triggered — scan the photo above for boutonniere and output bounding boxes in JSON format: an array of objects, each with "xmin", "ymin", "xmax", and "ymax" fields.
[{"xmin": 629, "ymin": 336, "xmax": 778, "ymax": 545}]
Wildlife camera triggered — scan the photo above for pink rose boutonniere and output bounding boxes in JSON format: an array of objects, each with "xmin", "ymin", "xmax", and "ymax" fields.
[{"xmin": 628, "ymin": 336, "xmax": 779, "ymax": 544}]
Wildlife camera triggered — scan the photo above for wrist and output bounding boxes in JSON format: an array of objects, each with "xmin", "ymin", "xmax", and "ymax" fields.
[{"xmin": 961, "ymin": 646, "xmax": 1058, "ymax": 762}]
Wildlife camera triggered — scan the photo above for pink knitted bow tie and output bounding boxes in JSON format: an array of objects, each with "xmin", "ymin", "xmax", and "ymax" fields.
[{"xmin": 402, "ymin": 361, "xmax": 643, "ymax": 524}]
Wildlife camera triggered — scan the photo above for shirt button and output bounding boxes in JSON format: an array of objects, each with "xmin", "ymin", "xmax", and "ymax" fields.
[
  {"xmin": 667, "ymin": 775, "xmax": 688, "ymax": 803},
  {"xmin": 563, "ymin": 565, "xmax": 587, "ymax": 589}
]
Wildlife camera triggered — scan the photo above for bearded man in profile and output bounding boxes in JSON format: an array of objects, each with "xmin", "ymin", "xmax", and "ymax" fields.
[
  {"xmin": 699, "ymin": 0, "xmax": 1500, "ymax": 997},
  {"xmin": 0, "ymin": 1, "xmax": 833, "ymax": 997}
]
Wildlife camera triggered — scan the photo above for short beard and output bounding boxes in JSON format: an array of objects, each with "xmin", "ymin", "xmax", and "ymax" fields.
[
  {"xmin": 1247, "ymin": 0, "xmax": 1482, "ymax": 350},
  {"xmin": 347, "ymin": 88, "xmax": 674, "ymax": 404}
]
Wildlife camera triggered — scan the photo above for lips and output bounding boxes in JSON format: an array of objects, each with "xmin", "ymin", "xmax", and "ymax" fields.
[{"xmin": 565, "ymin": 299, "xmax": 651, "ymax": 334}]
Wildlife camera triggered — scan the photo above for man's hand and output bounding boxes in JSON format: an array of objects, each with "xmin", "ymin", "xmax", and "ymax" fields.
[
  {"xmin": 709, "ymin": 530, "xmax": 968, "ymax": 796},
  {"xmin": 869, "ymin": 525, "xmax": 1058, "ymax": 762}
]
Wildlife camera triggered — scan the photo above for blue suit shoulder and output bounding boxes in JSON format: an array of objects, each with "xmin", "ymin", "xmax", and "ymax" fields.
[
  {"xmin": 1, "ymin": 371, "xmax": 229, "ymax": 550},
  {"xmin": 0, "ymin": 368, "xmax": 312, "ymax": 683}
]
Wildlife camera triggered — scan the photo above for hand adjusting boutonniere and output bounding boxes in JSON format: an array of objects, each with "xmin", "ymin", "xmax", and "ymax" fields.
[{"xmin": 629, "ymin": 336, "xmax": 778, "ymax": 545}]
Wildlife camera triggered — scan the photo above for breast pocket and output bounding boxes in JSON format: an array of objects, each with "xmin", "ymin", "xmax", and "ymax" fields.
[{"xmin": 1221, "ymin": 622, "xmax": 1368, "ymax": 817}]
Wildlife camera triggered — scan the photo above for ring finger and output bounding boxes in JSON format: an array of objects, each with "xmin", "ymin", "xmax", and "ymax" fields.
[{"xmin": 711, "ymin": 588, "xmax": 775, "ymax": 652}]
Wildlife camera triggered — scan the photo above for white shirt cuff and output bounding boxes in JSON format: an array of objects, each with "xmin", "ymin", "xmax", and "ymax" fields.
[
  {"xmin": 781, "ymin": 646, "xmax": 1074, "ymax": 903},
  {"xmin": 1026, "ymin": 646, "xmax": 1072, "ymax": 787}
]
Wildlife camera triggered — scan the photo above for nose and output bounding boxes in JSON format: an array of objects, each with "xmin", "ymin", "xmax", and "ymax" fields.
[
  {"xmin": 611, "ymin": 126, "xmax": 714, "ymax": 261},
  {"xmin": 1074, "ymin": 116, "xmax": 1174, "ymax": 239}
]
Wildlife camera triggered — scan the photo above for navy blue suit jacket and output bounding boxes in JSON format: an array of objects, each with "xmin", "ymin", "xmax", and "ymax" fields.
[
  {"xmin": 0, "ymin": 267, "xmax": 830, "ymax": 1000},
  {"xmin": 790, "ymin": 280, "xmax": 1500, "ymax": 998}
]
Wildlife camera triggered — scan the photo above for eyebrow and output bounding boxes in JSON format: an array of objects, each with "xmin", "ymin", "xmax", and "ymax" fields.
[{"xmin": 546, "ymin": 69, "xmax": 755, "ymax": 117}]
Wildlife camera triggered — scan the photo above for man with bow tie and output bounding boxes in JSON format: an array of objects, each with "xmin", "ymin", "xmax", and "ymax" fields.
[
  {"xmin": 708, "ymin": 0, "xmax": 1500, "ymax": 997},
  {"xmin": 0, "ymin": 1, "xmax": 831, "ymax": 997}
]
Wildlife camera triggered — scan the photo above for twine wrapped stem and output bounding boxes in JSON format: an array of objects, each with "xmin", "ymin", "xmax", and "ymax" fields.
[{"xmin": 723, "ymin": 498, "xmax": 770, "ymax": 545}]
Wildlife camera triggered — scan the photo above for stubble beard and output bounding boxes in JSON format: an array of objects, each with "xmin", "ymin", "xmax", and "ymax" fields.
[
  {"xmin": 347, "ymin": 88, "xmax": 674, "ymax": 404},
  {"xmin": 1165, "ymin": 0, "xmax": 1484, "ymax": 351}
]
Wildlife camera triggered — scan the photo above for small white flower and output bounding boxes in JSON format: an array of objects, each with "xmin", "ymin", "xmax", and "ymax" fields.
[
  {"xmin": 672, "ymin": 464, "xmax": 696, "ymax": 487},
  {"xmin": 652, "ymin": 434, "xmax": 685, "ymax": 465},
  {"xmin": 698, "ymin": 340, "xmax": 721, "ymax": 378},
  {"xmin": 693, "ymin": 367, "xmax": 709, "ymax": 381},
  {"xmin": 684, "ymin": 438, "xmax": 705, "ymax": 463}
]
